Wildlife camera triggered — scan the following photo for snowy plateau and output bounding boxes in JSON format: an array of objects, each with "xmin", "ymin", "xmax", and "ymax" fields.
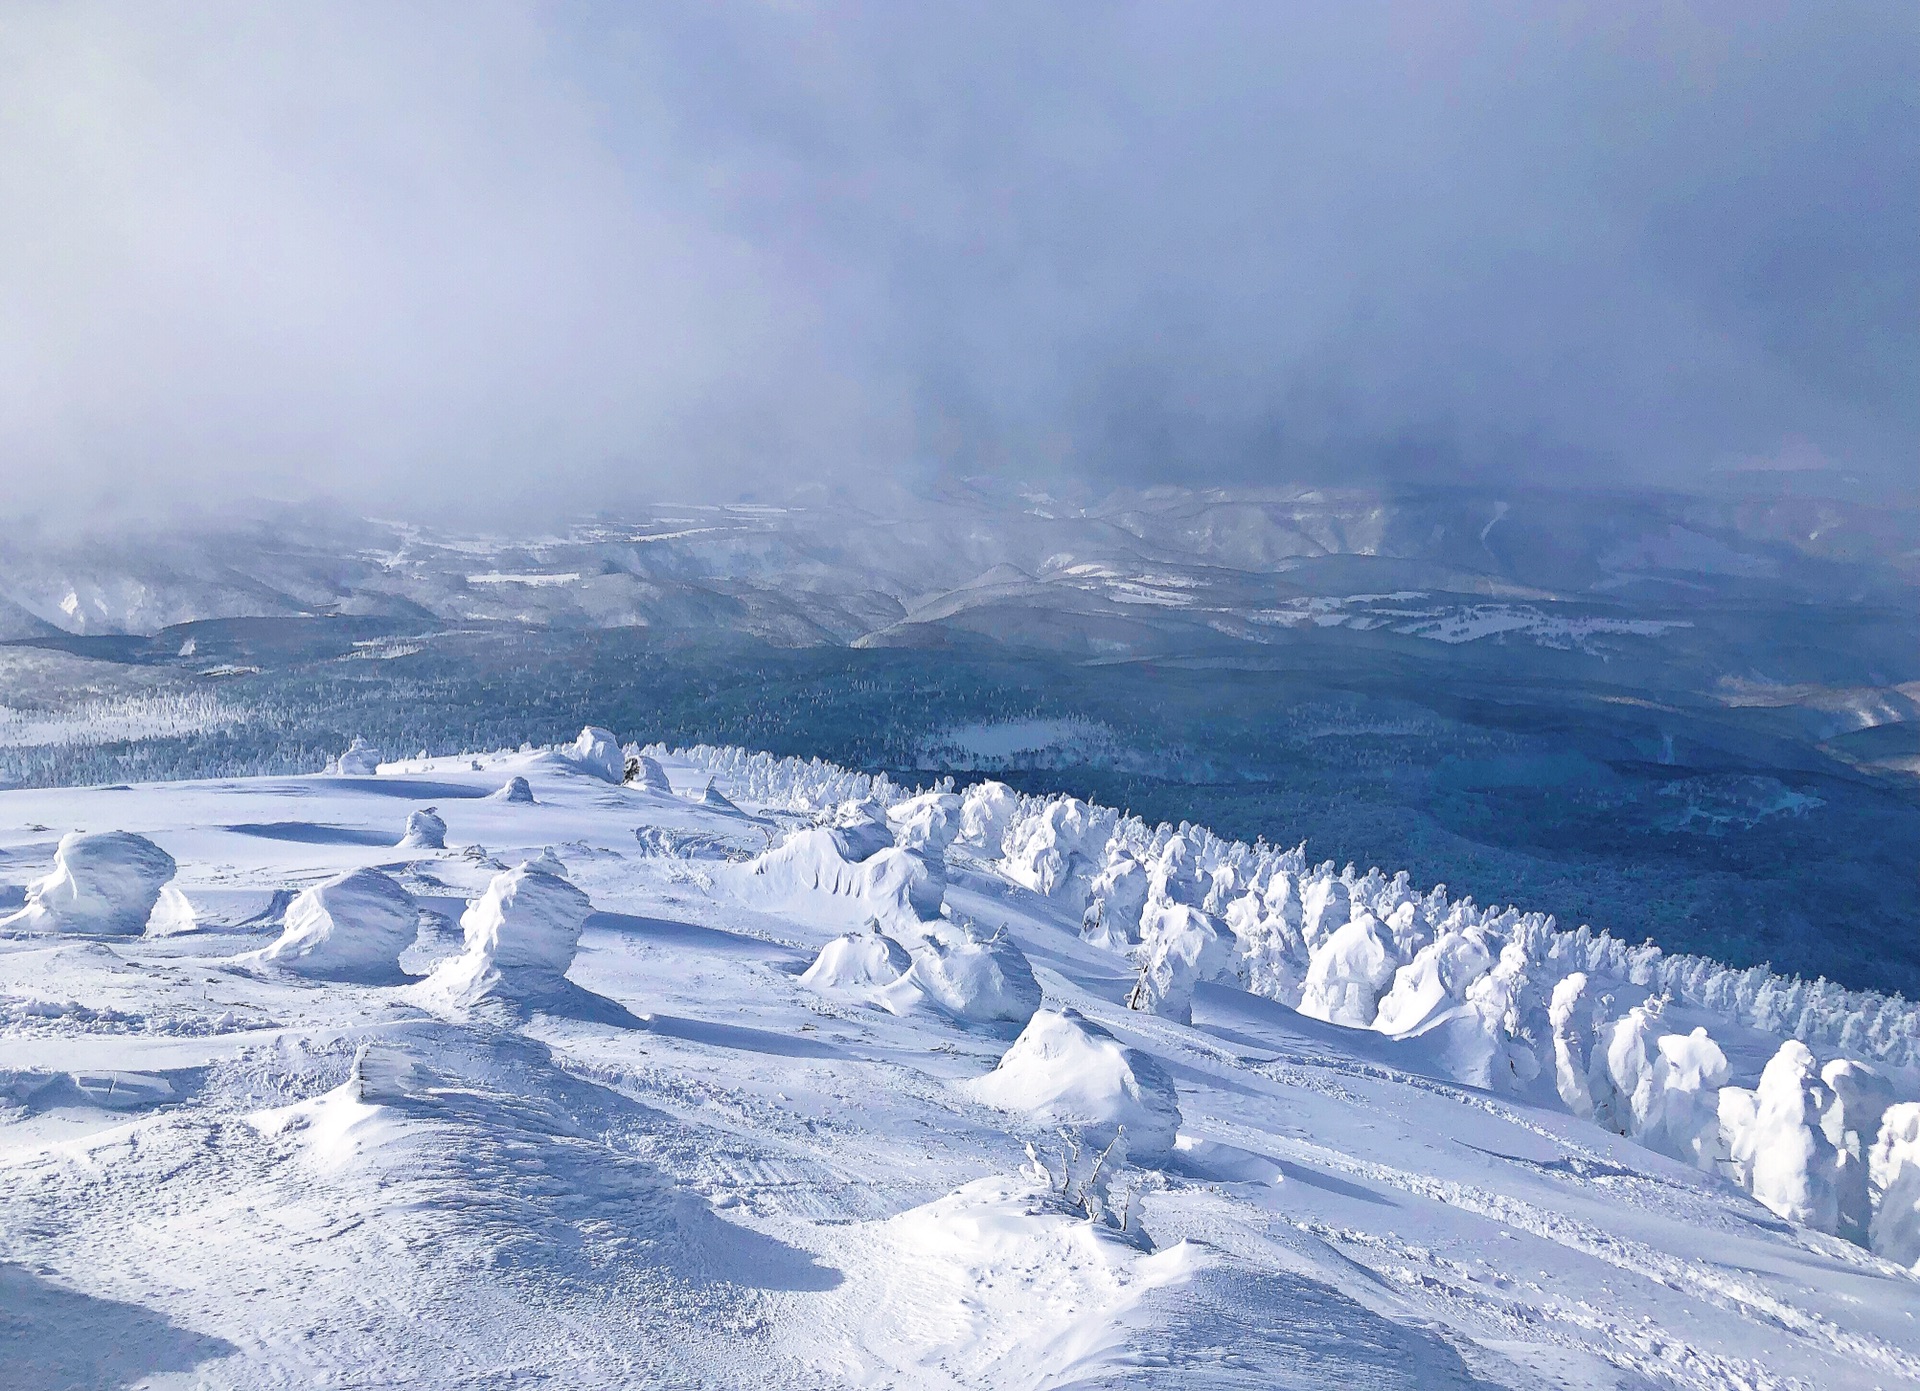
[{"xmin": 4, "ymin": 729, "xmax": 1920, "ymax": 1389}]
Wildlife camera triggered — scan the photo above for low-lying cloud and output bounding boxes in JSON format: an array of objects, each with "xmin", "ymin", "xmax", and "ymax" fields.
[{"xmin": 1, "ymin": 2, "xmax": 1912, "ymax": 524}]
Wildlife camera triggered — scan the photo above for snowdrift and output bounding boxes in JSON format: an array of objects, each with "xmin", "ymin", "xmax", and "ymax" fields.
[
  {"xmin": 0, "ymin": 831, "xmax": 176, "ymax": 937},
  {"xmin": 251, "ymin": 868, "xmax": 417, "ymax": 980},
  {"xmin": 966, "ymin": 1008, "xmax": 1182, "ymax": 1164}
]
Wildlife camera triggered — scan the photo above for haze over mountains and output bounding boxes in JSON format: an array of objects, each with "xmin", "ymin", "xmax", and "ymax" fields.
[{"xmin": 5, "ymin": 481, "xmax": 1913, "ymax": 651}]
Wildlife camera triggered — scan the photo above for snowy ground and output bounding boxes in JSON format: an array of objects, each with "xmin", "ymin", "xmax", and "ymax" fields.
[{"xmin": 2, "ymin": 746, "xmax": 1916, "ymax": 1389}]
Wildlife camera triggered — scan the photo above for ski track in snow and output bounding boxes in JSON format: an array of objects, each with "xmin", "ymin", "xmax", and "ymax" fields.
[{"xmin": 1, "ymin": 750, "xmax": 1917, "ymax": 1389}]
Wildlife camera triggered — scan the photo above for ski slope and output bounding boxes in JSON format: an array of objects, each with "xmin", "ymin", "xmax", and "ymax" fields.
[{"xmin": 2, "ymin": 736, "xmax": 1916, "ymax": 1389}]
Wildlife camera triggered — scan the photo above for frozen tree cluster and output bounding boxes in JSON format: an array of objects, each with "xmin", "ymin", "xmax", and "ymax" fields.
[{"xmin": 665, "ymin": 740, "xmax": 1920, "ymax": 1261}]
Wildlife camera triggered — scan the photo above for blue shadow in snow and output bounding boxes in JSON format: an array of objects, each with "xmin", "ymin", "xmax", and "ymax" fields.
[
  {"xmin": 644, "ymin": 1013, "xmax": 847, "ymax": 1059},
  {"xmin": 589, "ymin": 911, "xmax": 809, "ymax": 967},
  {"xmin": 223, "ymin": 822, "xmax": 398, "ymax": 846},
  {"xmin": 0, "ymin": 1263, "xmax": 236, "ymax": 1389}
]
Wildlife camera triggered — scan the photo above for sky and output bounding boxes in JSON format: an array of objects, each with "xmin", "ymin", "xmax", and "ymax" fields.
[{"xmin": 0, "ymin": 2, "xmax": 1913, "ymax": 524}]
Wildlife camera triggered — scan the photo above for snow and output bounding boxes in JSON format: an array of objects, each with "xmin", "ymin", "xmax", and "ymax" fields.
[
  {"xmin": 744, "ymin": 823, "xmax": 947, "ymax": 937},
  {"xmin": 417, "ymin": 863, "xmax": 595, "ymax": 1009},
  {"xmin": 955, "ymin": 778, "xmax": 1017, "ymax": 853},
  {"xmin": 1127, "ymin": 901, "xmax": 1230, "ymax": 1025},
  {"xmin": 397, "ymin": 807, "xmax": 447, "ymax": 849},
  {"xmin": 1729, "ymin": 1040, "xmax": 1848, "ymax": 1232},
  {"xmin": 1298, "ymin": 911, "xmax": 1400, "ymax": 1027},
  {"xmin": 885, "ymin": 923, "xmax": 1042, "ymax": 1026},
  {"xmin": 567, "ymin": 725, "xmax": 626, "ymax": 783},
  {"xmin": 965, "ymin": 1007, "xmax": 1182, "ymax": 1163},
  {"xmin": 1871, "ymin": 1104, "xmax": 1920, "ymax": 1268},
  {"xmin": 625, "ymin": 752, "xmax": 674, "ymax": 793},
  {"xmin": 800, "ymin": 925, "xmax": 912, "ymax": 994},
  {"xmin": 249, "ymin": 867, "xmax": 417, "ymax": 981},
  {"xmin": 488, "ymin": 774, "xmax": 536, "ymax": 803},
  {"xmin": 0, "ymin": 830, "xmax": 176, "ymax": 937},
  {"xmin": 335, "ymin": 736, "xmax": 382, "ymax": 775},
  {"xmin": 886, "ymin": 791, "xmax": 963, "ymax": 855},
  {"xmin": 3, "ymin": 743, "xmax": 1920, "ymax": 1387}
]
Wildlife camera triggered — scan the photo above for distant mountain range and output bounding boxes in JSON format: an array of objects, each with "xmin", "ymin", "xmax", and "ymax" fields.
[{"xmin": 4, "ymin": 482, "xmax": 1914, "ymax": 653}]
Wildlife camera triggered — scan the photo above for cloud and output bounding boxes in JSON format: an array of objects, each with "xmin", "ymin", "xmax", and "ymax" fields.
[{"xmin": 0, "ymin": 2, "xmax": 1912, "ymax": 523}]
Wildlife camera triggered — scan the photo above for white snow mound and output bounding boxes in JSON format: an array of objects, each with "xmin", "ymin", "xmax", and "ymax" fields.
[
  {"xmin": 488, "ymin": 776, "xmax": 536, "ymax": 804},
  {"xmin": 397, "ymin": 808, "xmax": 447, "ymax": 850},
  {"xmin": 884, "ymin": 925, "xmax": 1041, "ymax": 1027},
  {"xmin": 335, "ymin": 737, "xmax": 382, "ymax": 776},
  {"xmin": 625, "ymin": 753, "xmax": 674, "ymax": 793},
  {"xmin": 749, "ymin": 828, "xmax": 945, "ymax": 933},
  {"xmin": 800, "ymin": 926, "xmax": 913, "ymax": 993},
  {"xmin": 568, "ymin": 726, "xmax": 626, "ymax": 783},
  {"xmin": 422, "ymin": 865, "xmax": 595, "ymax": 1004},
  {"xmin": 966, "ymin": 1007, "xmax": 1182, "ymax": 1164},
  {"xmin": 253, "ymin": 868, "xmax": 417, "ymax": 980},
  {"xmin": 887, "ymin": 791, "xmax": 963, "ymax": 855},
  {"xmin": 1, "ymin": 831, "xmax": 176, "ymax": 937}
]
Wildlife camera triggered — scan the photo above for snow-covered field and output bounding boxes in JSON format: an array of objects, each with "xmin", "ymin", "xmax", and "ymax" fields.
[{"xmin": 3, "ymin": 731, "xmax": 1918, "ymax": 1389}]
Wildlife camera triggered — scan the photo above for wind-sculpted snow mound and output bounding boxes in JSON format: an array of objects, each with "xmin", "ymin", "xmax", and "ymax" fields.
[
  {"xmin": 488, "ymin": 775, "xmax": 536, "ymax": 804},
  {"xmin": 250, "ymin": 869, "xmax": 417, "ymax": 981},
  {"xmin": 334, "ymin": 737, "xmax": 382, "ymax": 776},
  {"xmin": 1871, "ymin": 1105, "xmax": 1920, "ymax": 1268},
  {"xmin": 954, "ymin": 779, "xmax": 1017, "ymax": 855},
  {"xmin": 397, "ymin": 808, "xmax": 447, "ymax": 850},
  {"xmin": 624, "ymin": 753, "xmax": 673, "ymax": 794},
  {"xmin": 568, "ymin": 726, "xmax": 626, "ymax": 783},
  {"xmin": 797, "ymin": 917, "xmax": 1038, "ymax": 1027},
  {"xmin": 884, "ymin": 924, "xmax": 1041, "ymax": 1027},
  {"xmin": 1127, "ymin": 902, "xmax": 1231, "ymax": 1026},
  {"xmin": 824, "ymin": 799, "xmax": 895, "ymax": 862},
  {"xmin": 419, "ymin": 865, "xmax": 595, "ymax": 1007},
  {"xmin": 747, "ymin": 827, "xmax": 945, "ymax": 934},
  {"xmin": 966, "ymin": 1007, "xmax": 1182, "ymax": 1164},
  {"xmin": 0, "ymin": 831, "xmax": 175, "ymax": 937},
  {"xmin": 1001, "ymin": 797, "xmax": 1110, "ymax": 908},
  {"xmin": 800, "ymin": 927, "xmax": 913, "ymax": 994},
  {"xmin": 692, "ymin": 782, "xmax": 741, "ymax": 814},
  {"xmin": 886, "ymin": 791, "xmax": 962, "ymax": 856},
  {"xmin": 1298, "ymin": 911, "xmax": 1402, "ymax": 1027}
]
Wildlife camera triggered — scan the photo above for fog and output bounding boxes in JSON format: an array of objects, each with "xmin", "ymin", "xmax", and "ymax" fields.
[{"xmin": 1, "ymin": 2, "xmax": 1912, "ymax": 525}]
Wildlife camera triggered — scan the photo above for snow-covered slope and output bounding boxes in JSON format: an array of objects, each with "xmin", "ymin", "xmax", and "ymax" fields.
[{"xmin": 3, "ymin": 733, "xmax": 1919, "ymax": 1388}]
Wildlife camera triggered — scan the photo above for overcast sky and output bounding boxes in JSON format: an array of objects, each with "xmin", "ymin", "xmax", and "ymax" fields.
[{"xmin": 1, "ymin": 2, "xmax": 1913, "ymax": 523}]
